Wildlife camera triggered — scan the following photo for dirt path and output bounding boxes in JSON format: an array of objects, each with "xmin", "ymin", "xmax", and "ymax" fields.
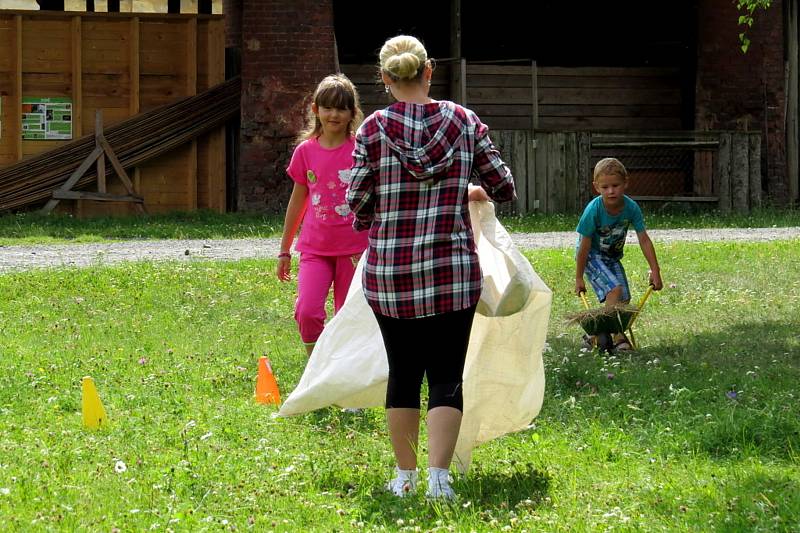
[{"xmin": 1, "ymin": 227, "xmax": 798, "ymax": 274}]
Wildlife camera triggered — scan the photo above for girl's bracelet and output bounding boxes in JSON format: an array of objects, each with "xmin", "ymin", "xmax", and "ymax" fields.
[{"xmin": 278, "ymin": 252, "xmax": 291, "ymax": 259}]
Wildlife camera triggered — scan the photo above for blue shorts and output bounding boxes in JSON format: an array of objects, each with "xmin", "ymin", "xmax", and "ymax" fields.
[{"xmin": 585, "ymin": 251, "xmax": 630, "ymax": 303}]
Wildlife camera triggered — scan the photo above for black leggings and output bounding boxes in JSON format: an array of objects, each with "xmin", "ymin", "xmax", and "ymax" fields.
[{"xmin": 373, "ymin": 304, "xmax": 477, "ymax": 412}]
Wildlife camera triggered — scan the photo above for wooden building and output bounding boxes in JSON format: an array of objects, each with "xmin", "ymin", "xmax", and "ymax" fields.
[
  {"xmin": 0, "ymin": 0, "xmax": 228, "ymax": 216},
  {"xmin": 0, "ymin": 0, "xmax": 797, "ymax": 215},
  {"xmin": 228, "ymin": 0, "xmax": 798, "ymax": 215}
]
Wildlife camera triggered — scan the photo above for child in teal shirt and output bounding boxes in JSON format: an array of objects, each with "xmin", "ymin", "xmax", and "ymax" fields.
[{"xmin": 575, "ymin": 157, "xmax": 663, "ymax": 350}]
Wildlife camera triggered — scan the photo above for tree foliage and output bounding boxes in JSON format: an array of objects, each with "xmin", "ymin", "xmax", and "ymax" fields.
[{"xmin": 736, "ymin": 0, "xmax": 772, "ymax": 53}]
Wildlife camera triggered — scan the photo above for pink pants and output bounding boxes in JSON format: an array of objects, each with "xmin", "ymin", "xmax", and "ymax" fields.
[{"xmin": 295, "ymin": 252, "xmax": 360, "ymax": 345}]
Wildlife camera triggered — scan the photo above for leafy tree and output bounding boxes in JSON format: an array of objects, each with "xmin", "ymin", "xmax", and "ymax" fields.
[{"xmin": 736, "ymin": 0, "xmax": 772, "ymax": 53}]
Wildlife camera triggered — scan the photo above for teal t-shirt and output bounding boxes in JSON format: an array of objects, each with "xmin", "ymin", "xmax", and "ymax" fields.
[{"xmin": 576, "ymin": 195, "xmax": 645, "ymax": 258}]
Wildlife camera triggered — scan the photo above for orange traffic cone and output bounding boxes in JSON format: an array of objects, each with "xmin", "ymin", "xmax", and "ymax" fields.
[
  {"xmin": 254, "ymin": 356, "xmax": 281, "ymax": 405},
  {"xmin": 81, "ymin": 376, "xmax": 108, "ymax": 429}
]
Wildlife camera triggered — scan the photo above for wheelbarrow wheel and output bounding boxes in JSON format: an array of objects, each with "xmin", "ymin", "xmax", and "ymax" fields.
[{"xmin": 596, "ymin": 332, "xmax": 614, "ymax": 354}]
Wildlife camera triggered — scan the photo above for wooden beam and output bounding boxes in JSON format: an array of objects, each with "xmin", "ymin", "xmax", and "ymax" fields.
[
  {"xmin": 592, "ymin": 140, "xmax": 719, "ymax": 148},
  {"xmin": 98, "ymin": 136, "xmax": 136, "ymax": 193},
  {"xmin": 40, "ymin": 145, "xmax": 103, "ymax": 214},
  {"xmin": 630, "ymin": 196, "xmax": 718, "ymax": 202},
  {"xmin": 531, "ymin": 60, "xmax": 538, "ymax": 131},
  {"xmin": 449, "ymin": 0, "xmax": 461, "ymax": 102},
  {"xmin": 187, "ymin": 141, "xmax": 198, "ymax": 210},
  {"xmin": 748, "ymin": 133, "xmax": 762, "ymax": 209},
  {"xmin": 577, "ymin": 132, "xmax": 591, "ymax": 208},
  {"xmin": 128, "ymin": 15, "xmax": 140, "ymax": 205},
  {"xmin": 14, "ymin": 15, "xmax": 22, "ymax": 162},
  {"xmin": 129, "ymin": 17, "xmax": 140, "ymax": 116},
  {"xmin": 715, "ymin": 133, "xmax": 731, "ymax": 213},
  {"xmin": 731, "ymin": 133, "xmax": 749, "ymax": 213},
  {"xmin": 526, "ymin": 133, "xmax": 538, "ymax": 212},
  {"xmin": 52, "ymin": 190, "xmax": 144, "ymax": 202},
  {"xmin": 564, "ymin": 132, "xmax": 578, "ymax": 213},
  {"xmin": 187, "ymin": 17, "xmax": 198, "ymax": 210},
  {"xmin": 95, "ymin": 111, "xmax": 106, "ymax": 193},
  {"xmin": 548, "ymin": 132, "xmax": 565, "ymax": 213},
  {"xmin": 788, "ymin": 0, "xmax": 799, "ymax": 202},
  {"xmin": 510, "ymin": 131, "xmax": 527, "ymax": 213},
  {"xmin": 96, "ymin": 143, "xmax": 105, "ymax": 194},
  {"xmin": 186, "ymin": 17, "xmax": 197, "ymax": 97},
  {"xmin": 460, "ymin": 58, "xmax": 467, "ymax": 106},
  {"xmin": 534, "ymin": 132, "xmax": 547, "ymax": 212},
  {"xmin": 71, "ymin": 16, "xmax": 82, "ymax": 140},
  {"xmin": 205, "ymin": 18, "xmax": 225, "ymax": 211}
]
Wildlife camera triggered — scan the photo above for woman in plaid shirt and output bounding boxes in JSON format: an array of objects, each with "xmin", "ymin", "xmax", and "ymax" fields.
[{"xmin": 346, "ymin": 35, "xmax": 516, "ymax": 500}]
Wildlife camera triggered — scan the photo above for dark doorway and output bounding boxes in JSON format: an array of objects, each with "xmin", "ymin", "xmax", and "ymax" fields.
[
  {"xmin": 333, "ymin": 0, "xmax": 450, "ymax": 64},
  {"xmin": 36, "ymin": 0, "xmax": 65, "ymax": 10}
]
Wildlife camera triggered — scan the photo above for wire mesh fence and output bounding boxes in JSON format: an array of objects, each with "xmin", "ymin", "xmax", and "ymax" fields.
[{"xmin": 589, "ymin": 133, "xmax": 721, "ymax": 200}]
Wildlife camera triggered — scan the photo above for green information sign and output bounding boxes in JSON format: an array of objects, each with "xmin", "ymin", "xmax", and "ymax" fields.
[{"xmin": 21, "ymin": 97, "xmax": 73, "ymax": 140}]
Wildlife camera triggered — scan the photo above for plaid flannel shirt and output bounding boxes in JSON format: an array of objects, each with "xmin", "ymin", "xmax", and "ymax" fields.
[{"xmin": 346, "ymin": 101, "xmax": 515, "ymax": 319}]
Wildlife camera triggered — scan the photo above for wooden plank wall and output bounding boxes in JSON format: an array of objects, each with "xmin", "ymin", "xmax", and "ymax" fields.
[
  {"xmin": 467, "ymin": 65, "xmax": 683, "ymax": 131},
  {"xmin": 341, "ymin": 63, "xmax": 763, "ymax": 214},
  {"xmin": 489, "ymin": 130, "xmax": 759, "ymax": 215},
  {"xmin": 0, "ymin": 11, "xmax": 225, "ymax": 217},
  {"xmin": 341, "ymin": 63, "xmax": 452, "ymax": 118},
  {"xmin": 0, "ymin": 15, "xmax": 21, "ymax": 167},
  {"xmin": 488, "ymin": 131, "xmax": 592, "ymax": 215},
  {"xmin": 715, "ymin": 132, "xmax": 761, "ymax": 214},
  {"xmin": 342, "ymin": 63, "xmax": 683, "ymax": 133}
]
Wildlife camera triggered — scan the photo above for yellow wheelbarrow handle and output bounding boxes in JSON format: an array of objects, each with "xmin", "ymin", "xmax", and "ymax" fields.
[
  {"xmin": 628, "ymin": 284, "xmax": 654, "ymax": 330},
  {"xmin": 579, "ymin": 290, "xmax": 591, "ymax": 310}
]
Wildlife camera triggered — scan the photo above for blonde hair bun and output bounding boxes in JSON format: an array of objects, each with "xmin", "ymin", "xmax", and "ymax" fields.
[{"xmin": 380, "ymin": 35, "xmax": 428, "ymax": 81}]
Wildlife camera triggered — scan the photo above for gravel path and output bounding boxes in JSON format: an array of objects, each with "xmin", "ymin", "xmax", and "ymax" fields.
[{"xmin": 1, "ymin": 227, "xmax": 798, "ymax": 274}]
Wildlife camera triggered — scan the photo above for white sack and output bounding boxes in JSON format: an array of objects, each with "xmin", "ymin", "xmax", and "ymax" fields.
[{"xmin": 278, "ymin": 202, "xmax": 552, "ymax": 472}]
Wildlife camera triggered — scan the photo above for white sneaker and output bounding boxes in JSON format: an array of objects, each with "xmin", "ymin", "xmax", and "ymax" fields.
[
  {"xmin": 426, "ymin": 467, "xmax": 456, "ymax": 500},
  {"xmin": 386, "ymin": 468, "xmax": 418, "ymax": 497}
]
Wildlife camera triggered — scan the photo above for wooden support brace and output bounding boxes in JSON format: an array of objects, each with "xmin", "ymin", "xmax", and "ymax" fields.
[{"xmin": 41, "ymin": 110, "xmax": 147, "ymax": 215}]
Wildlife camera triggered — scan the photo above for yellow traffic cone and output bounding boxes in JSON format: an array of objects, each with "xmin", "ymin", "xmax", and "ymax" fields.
[
  {"xmin": 254, "ymin": 356, "xmax": 281, "ymax": 405},
  {"xmin": 82, "ymin": 376, "xmax": 108, "ymax": 429}
]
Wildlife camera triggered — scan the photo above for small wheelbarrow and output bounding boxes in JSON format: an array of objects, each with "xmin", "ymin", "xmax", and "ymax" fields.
[{"xmin": 567, "ymin": 285, "xmax": 654, "ymax": 353}]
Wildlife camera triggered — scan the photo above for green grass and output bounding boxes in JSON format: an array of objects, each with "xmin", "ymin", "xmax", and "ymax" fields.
[
  {"xmin": 0, "ymin": 241, "xmax": 798, "ymax": 531},
  {"xmin": 0, "ymin": 210, "xmax": 284, "ymax": 245},
  {"xmin": 0, "ymin": 206, "xmax": 797, "ymax": 245},
  {"xmin": 501, "ymin": 206, "xmax": 800, "ymax": 234}
]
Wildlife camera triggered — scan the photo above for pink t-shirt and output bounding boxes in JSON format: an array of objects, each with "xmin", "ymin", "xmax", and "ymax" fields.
[{"xmin": 286, "ymin": 136, "xmax": 368, "ymax": 256}]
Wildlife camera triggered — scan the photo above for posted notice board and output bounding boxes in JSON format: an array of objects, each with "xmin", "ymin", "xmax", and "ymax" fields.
[{"xmin": 22, "ymin": 97, "xmax": 73, "ymax": 140}]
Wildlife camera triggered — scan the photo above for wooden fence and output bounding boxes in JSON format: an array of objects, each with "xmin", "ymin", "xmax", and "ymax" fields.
[
  {"xmin": 0, "ymin": 9, "xmax": 225, "ymax": 216},
  {"xmin": 491, "ymin": 130, "xmax": 762, "ymax": 215}
]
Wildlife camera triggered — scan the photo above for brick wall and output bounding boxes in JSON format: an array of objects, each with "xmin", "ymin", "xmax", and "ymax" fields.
[
  {"xmin": 696, "ymin": 0, "xmax": 787, "ymax": 201},
  {"xmin": 237, "ymin": 0, "xmax": 336, "ymax": 212},
  {"xmin": 223, "ymin": 0, "xmax": 241, "ymax": 49}
]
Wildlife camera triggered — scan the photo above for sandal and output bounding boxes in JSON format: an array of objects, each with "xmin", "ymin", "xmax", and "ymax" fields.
[
  {"xmin": 581, "ymin": 334, "xmax": 595, "ymax": 349},
  {"xmin": 613, "ymin": 335, "xmax": 633, "ymax": 352}
]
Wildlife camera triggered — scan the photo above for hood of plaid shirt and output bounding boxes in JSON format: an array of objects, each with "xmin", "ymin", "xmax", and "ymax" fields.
[{"xmin": 374, "ymin": 102, "xmax": 465, "ymax": 181}]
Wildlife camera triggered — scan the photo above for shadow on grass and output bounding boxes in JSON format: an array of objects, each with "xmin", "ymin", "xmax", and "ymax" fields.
[
  {"xmin": 344, "ymin": 463, "xmax": 551, "ymax": 528},
  {"xmin": 549, "ymin": 319, "xmax": 800, "ymax": 459},
  {"xmin": 456, "ymin": 463, "xmax": 551, "ymax": 506}
]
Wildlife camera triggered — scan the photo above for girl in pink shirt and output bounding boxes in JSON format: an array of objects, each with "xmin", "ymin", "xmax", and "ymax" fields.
[{"xmin": 277, "ymin": 74, "xmax": 367, "ymax": 356}]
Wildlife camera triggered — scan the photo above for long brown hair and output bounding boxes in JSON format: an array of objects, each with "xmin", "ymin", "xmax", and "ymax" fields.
[{"xmin": 296, "ymin": 74, "xmax": 364, "ymax": 144}]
